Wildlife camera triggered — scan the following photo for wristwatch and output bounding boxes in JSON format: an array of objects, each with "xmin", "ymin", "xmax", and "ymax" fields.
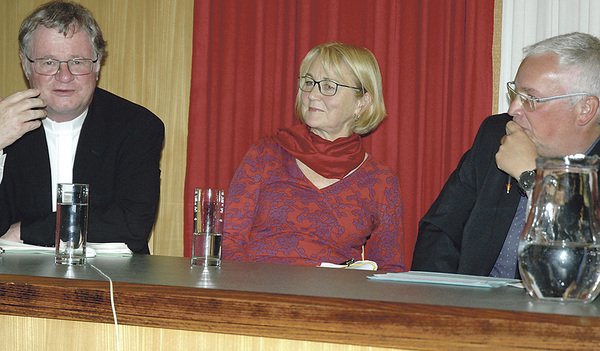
[{"xmin": 518, "ymin": 170, "xmax": 536, "ymax": 192}]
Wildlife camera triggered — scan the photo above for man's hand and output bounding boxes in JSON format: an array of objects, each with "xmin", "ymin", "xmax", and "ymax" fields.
[
  {"xmin": 1, "ymin": 222, "xmax": 23, "ymax": 243},
  {"xmin": 0, "ymin": 89, "xmax": 46, "ymax": 149},
  {"xmin": 496, "ymin": 120, "xmax": 539, "ymax": 178}
]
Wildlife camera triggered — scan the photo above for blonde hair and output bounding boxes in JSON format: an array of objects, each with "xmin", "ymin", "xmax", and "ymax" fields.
[{"xmin": 294, "ymin": 42, "xmax": 386, "ymax": 135}]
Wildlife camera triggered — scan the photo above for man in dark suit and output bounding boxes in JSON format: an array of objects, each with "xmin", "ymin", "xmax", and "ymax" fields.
[
  {"xmin": 412, "ymin": 32, "xmax": 600, "ymax": 277},
  {"xmin": 0, "ymin": 1, "xmax": 164, "ymax": 254}
]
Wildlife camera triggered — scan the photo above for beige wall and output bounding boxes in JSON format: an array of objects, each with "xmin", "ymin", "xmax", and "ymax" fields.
[{"xmin": 0, "ymin": 0, "xmax": 194, "ymax": 256}]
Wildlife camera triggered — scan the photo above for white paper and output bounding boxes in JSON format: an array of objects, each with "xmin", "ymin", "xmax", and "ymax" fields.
[
  {"xmin": 0, "ymin": 238, "xmax": 132, "ymax": 257},
  {"xmin": 367, "ymin": 271, "xmax": 521, "ymax": 288},
  {"xmin": 318, "ymin": 260, "xmax": 378, "ymax": 271}
]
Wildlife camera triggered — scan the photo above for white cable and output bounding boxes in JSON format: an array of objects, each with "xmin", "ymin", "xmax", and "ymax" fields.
[{"xmin": 90, "ymin": 263, "xmax": 120, "ymax": 351}]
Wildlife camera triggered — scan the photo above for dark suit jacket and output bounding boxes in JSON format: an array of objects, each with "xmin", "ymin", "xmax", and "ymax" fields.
[
  {"xmin": 0, "ymin": 88, "xmax": 164, "ymax": 254},
  {"xmin": 411, "ymin": 113, "xmax": 600, "ymax": 276}
]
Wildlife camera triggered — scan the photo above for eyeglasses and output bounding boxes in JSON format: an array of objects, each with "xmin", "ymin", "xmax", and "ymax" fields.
[
  {"xmin": 507, "ymin": 81, "xmax": 590, "ymax": 112},
  {"xmin": 25, "ymin": 54, "xmax": 99, "ymax": 76},
  {"xmin": 298, "ymin": 76, "xmax": 362, "ymax": 96}
]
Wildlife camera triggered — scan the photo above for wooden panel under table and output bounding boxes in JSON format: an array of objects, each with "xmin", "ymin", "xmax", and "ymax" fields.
[{"xmin": 0, "ymin": 254, "xmax": 598, "ymax": 350}]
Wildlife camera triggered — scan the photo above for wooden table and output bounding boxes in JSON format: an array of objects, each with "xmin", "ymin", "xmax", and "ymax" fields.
[{"xmin": 0, "ymin": 253, "xmax": 598, "ymax": 350}]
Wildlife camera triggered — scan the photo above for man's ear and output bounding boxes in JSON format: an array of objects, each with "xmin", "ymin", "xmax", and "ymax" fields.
[
  {"xmin": 19, "ymin": 51, "xmax": 30, "ymax": 80},
  {"xmin": 577, "ymin": 95, "xmax": 600, "ymax": 126}
]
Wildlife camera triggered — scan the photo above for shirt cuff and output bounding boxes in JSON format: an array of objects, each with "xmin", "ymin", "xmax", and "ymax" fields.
[{"xmin": 0, "ymin": 149, "xmax": 5, "ymax": 184}]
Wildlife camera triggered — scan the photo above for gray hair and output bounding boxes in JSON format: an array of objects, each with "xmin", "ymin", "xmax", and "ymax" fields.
[
  {"xmin": 19, "ymin": 1, "xmax": 106, "ymax": 62},
  {"xmin": 523, "ymin": 32, "xmax": 600, "ymax": 99}
]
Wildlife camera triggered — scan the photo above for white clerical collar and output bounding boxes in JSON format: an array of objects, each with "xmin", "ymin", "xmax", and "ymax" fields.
[{"xmin": 42, "ymin": 109, "xmax": 88, "ymax": 132}]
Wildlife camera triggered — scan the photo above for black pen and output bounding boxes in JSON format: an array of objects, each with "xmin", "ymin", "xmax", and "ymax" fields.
[{"xmin": 339, "ymin": 258, "xmax": 355, "ymax": 266}]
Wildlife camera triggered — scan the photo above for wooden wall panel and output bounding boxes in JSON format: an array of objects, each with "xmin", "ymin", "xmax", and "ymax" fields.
[
  {"xmin": 1, "ymin": 315, "xmax": 405, "ymax": 351},
  {"xmin": 493, "ymin": 0, "xmax": 503, "ymax": 114},
  {"xmin": 0, "ymin": 0, "xmax": 194, "ymax": 256}
]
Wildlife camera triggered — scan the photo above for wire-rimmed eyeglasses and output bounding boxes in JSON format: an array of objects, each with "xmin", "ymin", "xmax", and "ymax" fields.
[
  {"xmin": 25, "ymin": 54, "xmax": 99, "ymax": 76},
  {"xmin": 507, "ymin": 81, "xmax": 590, "ymax": 112},
  {"xmin": 298, "ymin": 76, "xmax": 362, "ymax": 96}
]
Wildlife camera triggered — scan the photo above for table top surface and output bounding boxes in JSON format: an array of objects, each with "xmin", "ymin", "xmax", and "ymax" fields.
[{"xmin": 0, "ymin": 252, "xmax": 598, "ymax": 318}]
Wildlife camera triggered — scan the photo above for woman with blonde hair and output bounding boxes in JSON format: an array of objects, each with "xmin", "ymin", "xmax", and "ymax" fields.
[{"xmin": 223, "ymin": 42, "xmax": 405, "ymax": 272}]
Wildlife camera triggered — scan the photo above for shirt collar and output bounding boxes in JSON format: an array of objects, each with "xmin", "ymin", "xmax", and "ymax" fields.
[
  {"xmin": 584, "ymin": 135, "xmax": 600, "ymax": 155},
  {"xmin": 42, "ymin": 109, "xmax": 88, "ymax": 132}
]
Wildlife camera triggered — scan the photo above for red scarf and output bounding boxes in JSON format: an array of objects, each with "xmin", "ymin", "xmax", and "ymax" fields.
[{"xmin": 273, "ymin": 124, "xmax": 365, "ymax": 179}]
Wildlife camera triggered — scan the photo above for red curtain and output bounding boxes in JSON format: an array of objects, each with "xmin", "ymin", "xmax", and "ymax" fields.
[{"xmin": 184, "ymin": 0, "xmax": 495, "ymax": 266}]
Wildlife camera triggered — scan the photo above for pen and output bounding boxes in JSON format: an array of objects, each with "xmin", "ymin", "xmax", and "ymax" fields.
[
  {"xmin": 339, "ymin": 258, "xmax": 355, "ymax": 266},
  {"xmin": 505, "ymin": 127, "xmax": 512, "ymax": 194}
]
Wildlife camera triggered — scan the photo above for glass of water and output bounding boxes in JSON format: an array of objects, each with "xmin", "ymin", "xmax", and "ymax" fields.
[
  {"xmin": 55, "ymin": 183, "xmax": 89, "ymax": 265},
  {"xmin": 192, "ymin": 188, "xmax": 224, "ymax": 267}
]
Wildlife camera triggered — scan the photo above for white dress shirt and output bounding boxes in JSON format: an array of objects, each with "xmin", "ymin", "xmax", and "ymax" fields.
[
  {"xmin": 0, "ymin": 149, "xmax": 5, "ymax": 184},
  {"xmin": 42, "ymin": 110, "xmax": 87, "ymax": 211}
]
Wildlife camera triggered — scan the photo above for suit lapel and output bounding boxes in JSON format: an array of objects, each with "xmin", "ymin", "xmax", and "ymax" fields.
[
  {"xmin": 458, "ymin": 114, "xmax": 522, "ymax": 275},
  {"xmin": 73, "ymin": 92, "xmax": 108, "ymax": 182},
  {"xmin": 459, "ymin": 162, "xmax": 521, "ymax": 275},
  {"xmin": 27, "ymin": 127, "xmax": 52, "ymax": 187},
  {"xmin": 590, "ymin": 138, "xmax": 600, "ymax": 157},
  {"xmin": 5, "ymin": 126, "xmax": 53, "ymax": 214}
]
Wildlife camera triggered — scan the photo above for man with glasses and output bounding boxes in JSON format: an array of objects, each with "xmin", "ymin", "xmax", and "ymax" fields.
[
  {"xmin": 412, "ymin": 32, "xmax": 600, "ymax": 278},
  {"xmin": 0, "ymin": 1, "xmax": 164, "ymax": 254}
]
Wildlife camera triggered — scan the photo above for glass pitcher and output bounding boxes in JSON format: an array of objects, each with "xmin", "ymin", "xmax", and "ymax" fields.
[{"xmin": 518, "ymin": 154, "xmax": 600, "ymax": 303}]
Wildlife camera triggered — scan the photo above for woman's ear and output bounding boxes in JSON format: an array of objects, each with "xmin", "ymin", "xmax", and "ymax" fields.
[
  {"xmin": 356, "ymin": 92, "xmax": 372, "ymax": 115},
  {"xmin": 577, "ymin": 95, "xmax": 600, "ymax": 126}
]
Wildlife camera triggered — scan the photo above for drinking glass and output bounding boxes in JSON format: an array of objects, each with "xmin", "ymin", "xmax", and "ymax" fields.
[
  {"xmin": 55, "ymin": 183, "xmax": 89, "ymax": 265},
  {"xmin": 192, "ymin": 188, "xmax": 224, "ymax": 267}
]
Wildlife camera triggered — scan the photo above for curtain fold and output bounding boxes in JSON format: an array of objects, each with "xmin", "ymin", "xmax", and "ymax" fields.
[{"xmin": 185, "ymin": 0, "xmax": 495, "ymax": 265}]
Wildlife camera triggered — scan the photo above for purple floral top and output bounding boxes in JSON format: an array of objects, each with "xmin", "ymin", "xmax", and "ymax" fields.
[{"xmin": 222, "ymin": 136, "xmax": 406, "ymax": 272}]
